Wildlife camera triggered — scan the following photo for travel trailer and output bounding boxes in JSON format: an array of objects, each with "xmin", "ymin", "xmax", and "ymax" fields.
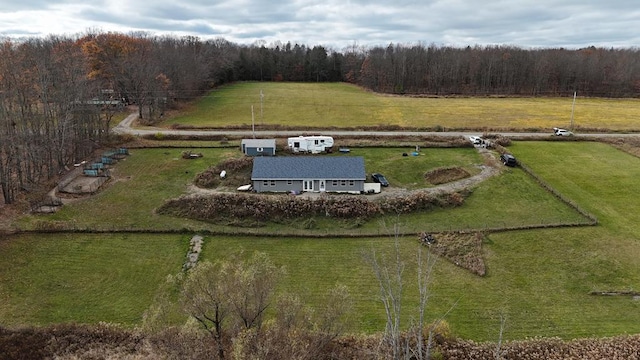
[{"xmin": 287, "ymin": 135, "xmax": 334, "ymax": 154}]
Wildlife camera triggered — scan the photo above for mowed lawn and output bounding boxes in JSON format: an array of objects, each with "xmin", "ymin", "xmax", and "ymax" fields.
[
  {"xmin": 19, "ymin": 147, "xmax": 243, "ymax": 231},
  {"xmin": 164, "ymin": 82, "xmax": 640, "ymax": 131},
  {"xmin": 19, "ymin": 146, "xmax": 586, "ymax": 235},
  {"xmin": 0, "ymin": 233, "xmax": 186, "ymax": 326},
  {"xmin": 198, "ymin": 142, "xmax": 640, "ymax": 340},
  {"xmin": 6, "ymin": 142, "xmax": 639, "ymax": 340}
]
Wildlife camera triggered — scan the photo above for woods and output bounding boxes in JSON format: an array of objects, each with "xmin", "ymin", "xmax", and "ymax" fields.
[
  {"xmin": 1, "ymin": 31, "xmax": 639, "ymax": 205},
  {"xmin": 357, "ymin": 44, "xmax": 640, "ymax": 97}
]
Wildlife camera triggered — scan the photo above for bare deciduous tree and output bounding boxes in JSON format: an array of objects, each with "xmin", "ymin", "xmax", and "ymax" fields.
[
  {"xmin": 181, "ymin": 261, "xmax": 228, "ymax": 359},
  {"xmin": 181, "ymin": 251, "xmax": 284, "ymax": 359},
  {"xmin": 366, "ymin": 222, "xmax": 405, "ymax": 359},
  {"xmin": 231, "ymin": 284, "xmax": 353, "ymax": 360},
  {"xmin": 220, "ymin": 251, "xmax": 283, "ymax": 332},
  {"xmin": 495, "ymin": 312, "xmax": 508, "ymax": 360},
  {"xmin": 367, "ymin": 222, "xmax": 441, "ymax": 360}
]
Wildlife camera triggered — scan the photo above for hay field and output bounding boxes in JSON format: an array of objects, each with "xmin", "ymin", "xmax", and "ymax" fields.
[{"xmin": 165, "ymin": 82, "xmax": 640, "ymax": 131}]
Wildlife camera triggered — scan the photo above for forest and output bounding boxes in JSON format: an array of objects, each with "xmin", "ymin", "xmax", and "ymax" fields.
[{"xmin": 0, "ymin": 31, "xmax": 639, "ymax": 205}]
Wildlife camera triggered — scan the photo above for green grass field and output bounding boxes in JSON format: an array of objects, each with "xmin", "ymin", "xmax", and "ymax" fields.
[
  {"xmin": 17, "ymin": 146, "xmax": 585, "ymax": 235},
  {"xmin": 164, "ymin": 82, "xmax": 640, "ymax": 131},
  {"xmin": 191, "ymin": 142, "xmax": 640, "ymax": 340},
  {"xmin": 4, "ymin": 82, "xmax": 640, "ymax": 341},
  {"xmin": 6, "ymin": 142, "xmax": 640, "ymax": 341},
  {"xmin": 0, "ymin": 233, "xmax": 187, "ymax": 326}
]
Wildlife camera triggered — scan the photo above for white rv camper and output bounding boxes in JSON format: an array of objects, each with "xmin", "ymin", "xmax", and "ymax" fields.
[{"xmin": 287, "ymin": 135, "xmax": 334, "ymax": 153}]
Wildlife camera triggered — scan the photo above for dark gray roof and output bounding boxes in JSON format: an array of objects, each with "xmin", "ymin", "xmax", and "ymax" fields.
[
  {"xmin": 252, "ymin": 156, "xmax": 366, "ymax": 180},
  {"xmin": 241, "ymin": 139, "xmax": 276, "ymax": 148}
]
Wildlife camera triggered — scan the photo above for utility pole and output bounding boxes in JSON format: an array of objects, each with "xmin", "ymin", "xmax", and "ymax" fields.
[
  {"xmin": 251, "ymin": 105, "xmax": 255, "ymax": 139},
  {"xmin": 260, "ymin": 89, "xmax": 264, "ymax": 124},
  {"xmin": 570, "ymin": 91, "xmax": 576, "ymax": 130}
]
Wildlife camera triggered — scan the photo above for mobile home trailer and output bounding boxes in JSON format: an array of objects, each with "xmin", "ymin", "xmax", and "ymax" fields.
[{"xmin": 287, "ymin": 135, "xmax": 334, "ymax": 154}]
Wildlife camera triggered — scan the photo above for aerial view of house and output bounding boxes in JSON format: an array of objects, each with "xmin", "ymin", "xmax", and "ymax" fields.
[{"xmin": 251, "ymin": 156, "xmax": 365, "ymax": 193}]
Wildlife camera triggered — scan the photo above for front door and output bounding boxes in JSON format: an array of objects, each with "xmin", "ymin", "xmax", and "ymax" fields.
[
  {"xmin": 319, "ymin": 180, "xmax": 326, "ymax": 192},
  {"xmin": 303, "ymin": 180, "xmax": 314, "ymax": 192}
]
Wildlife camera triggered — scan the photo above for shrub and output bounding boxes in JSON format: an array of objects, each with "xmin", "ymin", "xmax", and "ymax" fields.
[
  {"xmin": 194, "ymin": 157, "xmax": 253, "ymax": 188},
  {"xmin": 379, "ymin": 191, "xmax": 466, "ymax": 214},
  {"xmin": 158, "ymin": 190, "xmax": 468, "ymax": 224}
]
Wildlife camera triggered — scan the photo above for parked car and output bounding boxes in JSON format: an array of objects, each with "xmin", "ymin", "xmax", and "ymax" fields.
[
  {"xmin": 553, "ymin": 128, "xmax": 574, "ymax": 136},
  {"xmin": 371, "ymin": 173, "xmax": 389, "ymax": 187},
  {"xmin": 500, "ymin": 153, "xmax": 517, "ymax": 167},
  {"xmin": 469, "ymin": 136, "xmax": 483, "ymax": 145}
]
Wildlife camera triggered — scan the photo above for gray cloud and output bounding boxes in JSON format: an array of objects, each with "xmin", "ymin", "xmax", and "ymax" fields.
[{"xmin": 0, "ymin": 0, "xmax": 638, "ymax": 49}]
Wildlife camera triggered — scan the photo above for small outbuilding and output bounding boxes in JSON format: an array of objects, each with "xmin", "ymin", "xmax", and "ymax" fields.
[
  {"xmin": 241, "ymin": 139, "xmax": 276, "ymax": 156},
  {"xmin": 251, "ymin": 156, "xmax": 366, "ymax": 193}
]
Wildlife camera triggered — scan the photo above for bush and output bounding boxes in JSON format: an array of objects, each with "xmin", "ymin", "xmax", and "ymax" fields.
[
  {"xmin": 158, "ymin": 190, "xmax": 468, "ymax": 223},
  {"xmin": 379, "ymin": 191, "xmax": 466, "ymax": 214},
  {"xmin": 194, "ymin": 157, "xmax": 253, "ymax": 188}
]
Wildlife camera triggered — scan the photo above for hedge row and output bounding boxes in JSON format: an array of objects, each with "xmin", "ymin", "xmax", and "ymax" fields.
[
  {"xmin": 157, "ymin": 191, "xmax": 467, "ymax": 222},
  {"xmin": 4, "ymin": 324, "xmax": 640, "ymax": 360},
  {"xmin": 438, "ymin": 334, "xmax": 640, "ymax": 360}
]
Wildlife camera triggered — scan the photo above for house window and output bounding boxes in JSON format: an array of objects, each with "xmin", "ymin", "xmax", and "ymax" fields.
[
  {"xmin": 287, "ymin": 180, "xmax": 293, "ymax": 185},
  {"xmin": 315, "ymin": 140, "xmax": 319, "ymax": 145},
  {"xmin": 340, "ymin": 180, "xmax": 346, "ymax": 186},
  {"xmin": 332, "ymin": 180, "xmax": 338, "ymax": 186},
  {"xmin": 263, "ymin": 180, "xmax": 268, "ymax": 186},
  {"xmin": 270, "ymin": 180, "xmax": 276, "ymax": 186},
  {"xmin": 349, "ymin": 180, "xmax": 354, "ymax": 186}
]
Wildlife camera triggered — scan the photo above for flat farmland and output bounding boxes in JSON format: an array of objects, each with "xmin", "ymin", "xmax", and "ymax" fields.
[
  {"xmin": 163, "ymin": 82, "xmax": 640, "ymax": 131},
  {"xmin": 6, "ymin": 79, "xmax": 640, "ymax": 341},
  {"xmin": 5, "ymin": 141, "xmax": 640, "ymax": 341}
]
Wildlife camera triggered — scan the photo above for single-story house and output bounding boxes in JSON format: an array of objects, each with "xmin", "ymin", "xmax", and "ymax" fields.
[
  {"xmin": 241, "ymin": 139, "xmax": 276, "ymax": 156},
  {"xmin": 251, "ymin": 156, "xmax": 366, "ymax": 193}
]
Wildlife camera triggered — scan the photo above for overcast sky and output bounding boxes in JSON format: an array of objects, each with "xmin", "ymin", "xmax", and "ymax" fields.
[{"xmin": 1, "ymin": 0, "xmax": 639, "ymax": 50}]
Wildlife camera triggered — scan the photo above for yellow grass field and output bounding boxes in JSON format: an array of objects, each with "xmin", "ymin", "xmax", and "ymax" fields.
[{"xmin": 164, "ymin": 82, "xmax": 640, "ymax": 131}]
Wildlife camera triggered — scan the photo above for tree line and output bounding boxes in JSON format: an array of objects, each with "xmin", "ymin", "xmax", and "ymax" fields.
[{"xmin": 1, "ymin": 31, "xmax": 639, "ymax": 204}]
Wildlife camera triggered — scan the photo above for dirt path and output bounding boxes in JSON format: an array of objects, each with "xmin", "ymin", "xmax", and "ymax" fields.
[
  {"xmin": 113, "ymin": 111, "xmax": 139, "ymax": 133},
  {"xmin": 349, "ymin": 147, "xmax": 501, "ymax": 200}
]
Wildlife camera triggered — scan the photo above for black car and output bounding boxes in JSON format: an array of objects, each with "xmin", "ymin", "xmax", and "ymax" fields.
[
  {"xmin": 371, "ymin": 173, "xmax": 389, "ymax": 187},
  {"xmin": 500, "ymin": 153, "xmax": 517, "ymax": 167}
]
